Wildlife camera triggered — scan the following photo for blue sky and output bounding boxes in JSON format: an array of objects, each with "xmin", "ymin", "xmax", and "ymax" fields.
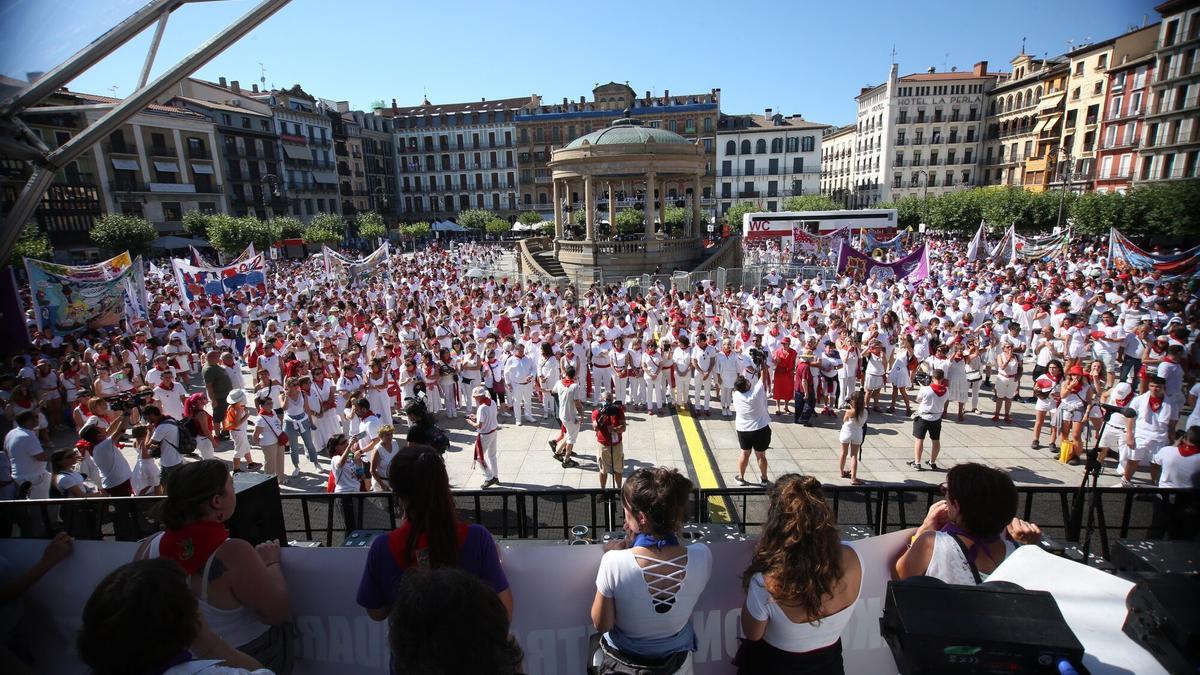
[{"xmin": 1, "ymin": 0, "xmax": 1159, "ymax": 126}]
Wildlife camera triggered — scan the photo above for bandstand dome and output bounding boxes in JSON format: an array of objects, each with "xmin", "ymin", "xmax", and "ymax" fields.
[{"xmin": 563, "ymin": 118, "xmax": 694, "ymax": 149}]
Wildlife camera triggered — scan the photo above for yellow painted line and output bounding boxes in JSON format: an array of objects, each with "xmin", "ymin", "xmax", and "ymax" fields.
[{"xmin": 675, "ymin": 405, "xmax": 733, "ymax": 523}]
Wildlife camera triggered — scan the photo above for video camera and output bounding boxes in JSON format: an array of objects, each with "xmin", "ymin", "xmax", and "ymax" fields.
[{"xmin": 105, "ymin": 390, "xmax": 154, "ymax": 412}]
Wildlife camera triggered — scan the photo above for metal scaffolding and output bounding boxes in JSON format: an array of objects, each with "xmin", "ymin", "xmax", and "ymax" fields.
[{"xmin": 0, "ymin": 0, "xmax": 292, "ymax": 263}]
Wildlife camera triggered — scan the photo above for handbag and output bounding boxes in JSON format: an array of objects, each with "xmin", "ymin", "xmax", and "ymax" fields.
[
  {"xmin": 1058, "ymin": 439, "xmax": 1077, "ymax": 464},
  {"xmin": 966, "ymin": 369, "xmax": 982, "ymax": 383}
]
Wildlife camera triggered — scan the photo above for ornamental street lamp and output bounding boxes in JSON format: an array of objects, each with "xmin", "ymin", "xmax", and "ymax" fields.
[
  {"xmin": 913, "ymin": 169, "xmax": 930, "ymax": 232},
  {"xmin": 1049, "ymin": 146, "xmax": 1074, "ymax": 232},
  {"xmin": 261, "ymin": 174, "xmax": 279, "ymax": 219}
]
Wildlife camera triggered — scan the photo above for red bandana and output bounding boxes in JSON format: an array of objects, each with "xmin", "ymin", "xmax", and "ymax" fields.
[
  {"xmin": 1148, "ymin": 396, "xmax": 1164, "ymax": 413},
  {"xmin": 1178, "ymin": 442, "xmax": 1199, "ymax": 458},
  {"xmin": 159, "ymin": 520, "xmax": 229, "ymax": 576},
  {"xmin": 930, "ymin": 381, "xmax": 948, "ymax": 397}
]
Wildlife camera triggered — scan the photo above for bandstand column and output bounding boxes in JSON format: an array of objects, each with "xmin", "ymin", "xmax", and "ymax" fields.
[
  {"xmin": 552, "ymin": 179, "xmax": 562, "ymax": 239},
  {"xmin": 691, "ymin": 173, "xmax": 702, "ymax": 239},
  {"xmin": 607, "ymin": 181, "xmax": 615, "ymax": 232},
  {"xmin": 657, "ymin": 179, "xmax": 666, "ymax": 238},
  {"xmin": 644, "ymin": 171, "xmax": 656, "ymax": 238},
  {"xmin": 584, "ymin": 175, "xmax": 595, "ymax": 241}
]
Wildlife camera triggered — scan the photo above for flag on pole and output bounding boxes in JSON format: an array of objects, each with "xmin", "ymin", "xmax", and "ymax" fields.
[{"xmin": 966, "ymin": 220, "xmax": 986, "ymax": 262}]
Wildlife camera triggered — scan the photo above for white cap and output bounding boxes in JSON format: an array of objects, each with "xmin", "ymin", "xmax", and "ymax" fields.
[{"xmin": 1110, "ymin": 382, "xmax": 1132, "ymax": 402}]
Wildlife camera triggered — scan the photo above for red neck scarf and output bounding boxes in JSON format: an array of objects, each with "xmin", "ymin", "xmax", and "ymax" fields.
[
  {"xmin": 357, "ymin": 410, "xmax": 375, "ymax": 420},
  {"xmin": 1148, "ymin": 396, "xmax": 1164, "ymax": 412},
  {"xmin": 561, "ymin": 377, "xmax": 575, "ymax": 387},
  {"xmin": 75, "ymin": 439, "xmax": 94, "ymax": 456},
  {"xmin": 158, "ymin": 380, "xmax": 174, "ymax": 391},
  {"xmin": 159, "ymin": 520, "xmax": 229, "ymax": 575},
  {"xmin": 1178, "ymin": 441, "xmax": 1199, "ymax": 458},
  {"xmin": 258, "ymin": 408, "xmax": 274, "ymax": 417},
  {"xmin": 930, "ymin": 381, "xmax": 948, "ymax": 397}
]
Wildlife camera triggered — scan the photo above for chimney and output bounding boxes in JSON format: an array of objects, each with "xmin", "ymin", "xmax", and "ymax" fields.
[
  {"xmin": 764, "ymin": 107, "xmax": 772, "ymax": 119},
  {"xmin": 231, "ymin": 80, "xmax": 240, "ymax": 92},
  {"xmin": 251, "ymin": 83, "xmax": 259, "ymax": 93},
  {"xmin": 926, "ymin": 67, "xmax": 935, "ymax": 74},
  {"xmin": 664, "ymin": 89, "xmax": 669, "ymax": 100},
  {"xmin": 392, "ymin": 98, "xmax": 398, "ymax": 110},
  {"xmin": 950, "ymin": 66, "xmax": 957, "ymax": 72},
  {"xmin": 563, "ymin": 97, "xmax": 568, "ymax": 105},
  {"xmin": 973, "ymin": 60, "xmax": 988, "ymax": 76},
  {"xmin": 481, "ymin": 97, "xmax": 486, "ymax": 102},
  {"xmin": 219, "ymin": 76, "xmax": 227, "ymax": 87},
  {"xmin": 645, "ymin": 90, "xmax": 650, "ymax": 101},
  {"xmin": 579, "ymin": 95, "xmax": 585, "ymax": 104}
]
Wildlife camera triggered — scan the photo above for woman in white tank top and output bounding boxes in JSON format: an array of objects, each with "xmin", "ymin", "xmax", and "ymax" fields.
[
  {"xmin": 736, "ymin": 474, "xmax": 862, "ymax": 674},
  {"xmin": 895, "ymin": 463, "xmax": 1041, "ymax": 587},
  {"xmin": 135, "ymin": 460, "xmax": 294, "ymax": 673}
]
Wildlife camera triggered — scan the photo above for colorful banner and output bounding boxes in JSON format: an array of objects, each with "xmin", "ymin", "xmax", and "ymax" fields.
[
  {"xmin": 862, "ymin": 230, "xmax": 906, "ymax": 257},
  {"xmin": 1108, "ymin": 227, "xmax": 1200, "ymax": 280},
  {"xmin": 323, "ymin": 243, "xmax": 390, "ymax": 281},
  {"xmin": 171, "ymin": 254, "xmax": 267, "ymax": 301},
  {"xmin": 837, "ymin": 241, "xmax": 929, "ymax": 283},
  {"xmin": 790, "ymin": 224, "xmax": 849, "ymax": 256},
  {"xmin": 188, "ymin": 245, "xmax": 211, "ymax": 267},
  {"xmin": 25, "ymin": 254, "xmax": 145, "ymax": 333},
  {"xmin": 1013, "ymin": 229, "xmax": 1070, "ymax": 262}
]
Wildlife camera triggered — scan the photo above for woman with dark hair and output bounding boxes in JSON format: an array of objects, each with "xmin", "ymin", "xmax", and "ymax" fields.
[
  {"xmin": 389, "ymin": 568, "xmax": 524, "ymax": 675},
  {"xmin": 894, "ymin": 462, "xmax": 1041, "ymax": 585},
  {"xmin": 135, "ymin": 460, "xmax": 294, "ymax": 673},
  {"xmin": 735, "ymin": 474, "xmax": 862, "ymax": 674},
  {"xmin": 591, "ymin": 467, "xmax": 711, "ymax": 674},
  {"xmin": 357, "ymin": 445, "xmax": 511, "ymax": 622},
  {"xmin": 78, "ymin": 559, "xmax": 268, "ymax": 675}
]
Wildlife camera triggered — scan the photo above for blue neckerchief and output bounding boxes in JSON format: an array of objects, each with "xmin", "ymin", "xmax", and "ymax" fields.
[{"xmin": 632, "ymin": 533, "xmax": 680, "ymax": 550}]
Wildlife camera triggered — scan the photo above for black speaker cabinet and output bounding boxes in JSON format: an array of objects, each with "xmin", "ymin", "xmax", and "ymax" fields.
[
  {"xmin": 1112, "ymin": 539, "xmax": 1200, "ymax": 575},
  {"xmin": 1123, "ymin": 573, "xmax": 1200, "ymax": 674},
  {"xmin": 227, "ymin": 472, "xmax": 286, "ymax": 546}
]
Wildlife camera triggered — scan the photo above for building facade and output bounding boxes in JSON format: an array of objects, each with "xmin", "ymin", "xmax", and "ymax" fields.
[
  {"xmin": 381, "ymin": 95, "xmax": 527, "ymax": 221},
  {"xmin": 253, "ymin": 85, "xmax": 339, "ymax": 221},
  {"xmin": 1138, "ymin": 0, "xmax": 1200, "ymax": 184},
  {"xmin": 714, "ymin": 110, "xmax": 828, "ymax": 214},
  {"xmin": 820, "ymin": 124, "xmax": 857, "ymax": 207},
  {"xmin": 888, "ymin": 62, "xmax": 996, "ymax": 200},
  {"xmin": 352, "ymin": 109, "xmax": 397, "ymax": 220},
  {"xmin": 326, "ymin": 102, "xmax": 369, "ymax": 218},
  {"xmin": 1, "ymin": 91, "xmax": 105, "ymax": 261},
  {"xmin": 514, "ymin": 83, "xmax": 719, "ymax": 219},
  {"xmin": 85, "ymin": 94, "xmax": 227, "ymax": 234},
  {"xmin": 1096, "ymin": 55, "xmax": 1156, "ymax": 192},
  {"xmin": 1055, "ymin": 25, "xmax": 1159, "ymax": 191},
  {"xmin": 983, "ymin": 53, "xmax": 1064, "ymax": 189}
]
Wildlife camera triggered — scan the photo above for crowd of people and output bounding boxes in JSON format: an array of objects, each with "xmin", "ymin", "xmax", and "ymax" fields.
[{"xmin": 2, "ymin": 233, "xmax": 1199, "ymax": 504}]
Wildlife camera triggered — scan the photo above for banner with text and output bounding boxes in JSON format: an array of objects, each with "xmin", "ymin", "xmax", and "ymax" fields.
[
  {"xmin": 24, "ymin": 254, "xmax": 145, "ymax": 333},
  {"xmin": 1108, "ymin": 227, "xmax": 1200, "ymax": 280},
  {"xmin": 862, "ymin": 230, "xmax": 906, "ymax": 257},
  {"xmin": 1013, "ymin": 229, "xmax": 1070, "ymax": 262},
  {"xmin": 172, "ymin": 254, "xmax": 267, "ymax": 301},
  {"xmin": 7, "ymin": 532, "xmax": 907, "ymax": 675},
  {"xmin": 837, "ymin": 242, "xmax": 929, "ymax": 283},
  {"xmin": 323, "ymin": 243, "xmax": 390, "ymax": 281}
]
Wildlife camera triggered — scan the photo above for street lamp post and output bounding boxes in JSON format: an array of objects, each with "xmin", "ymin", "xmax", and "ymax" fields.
[
  {"xmin": 1051, "ymin": 146, "xmax": 1074, "ymax": 232},
  {"xmin": 913, "ymin": 169, "xmax": 930, "ymax": 233},
  {"xmin": 372, "ymin": 185, "xmax": 388, "ymax": 213},
  {"xmin": 261, "ymin": 174, "xmax": 279, "ymax": 219}
]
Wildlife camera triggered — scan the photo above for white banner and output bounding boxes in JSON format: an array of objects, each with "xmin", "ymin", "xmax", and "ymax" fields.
[{"xmin": 4, "ymin": 532, "xmax": 906, "ymax": 674}]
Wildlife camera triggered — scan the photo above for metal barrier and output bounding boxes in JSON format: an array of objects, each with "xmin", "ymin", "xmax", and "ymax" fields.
[{"xmin": 1, "ymin": 484, "xmax": 1190, "ymax": 562}]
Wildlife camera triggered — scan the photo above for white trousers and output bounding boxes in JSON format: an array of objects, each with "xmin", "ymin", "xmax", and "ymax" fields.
[
  {"xmin": 592, "ymin": 367, "xmax": 613, "ymax": 405},
  {"xmin": 692, "ymin": 373, "xmax": 713, "ymax": 411},
  {"xmin": 644, "ymin": 376, "xmax": 664, "ymax": 409}
]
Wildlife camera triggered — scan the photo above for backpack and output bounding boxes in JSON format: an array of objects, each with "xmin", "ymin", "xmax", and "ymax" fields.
[
  {"xmin": 426, "ymin": 424, "xmax": 451, "ymax": 454},
  {"xmin": 161, "ymin": 418, "xmax": 198, "ymax": 456}
]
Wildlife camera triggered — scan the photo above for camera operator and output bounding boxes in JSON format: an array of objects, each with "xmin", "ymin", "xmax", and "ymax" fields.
[
  {"xmin": 139, "ymin": 405, "xmax": 185, "ymax": 488},
  {"xmin": 591, "ymin": 392, "xmax": 627, "ymax": 491},
  {"xmin": 80, "ymin": 414, "xmax": 133, "ymax": 496},
  {"xmin": 732, "ymin": 365, "xmax": 772, "ymax": 486}
]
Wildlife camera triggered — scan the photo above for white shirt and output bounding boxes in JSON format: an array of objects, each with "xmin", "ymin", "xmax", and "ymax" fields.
[
  {"xmin": 503, "ymin": 354, "xmax": 536, "ymax": 385},
  {"xmin": 151, "ymin": 421, "xmax": 182, "ymax": 468},
  {"xmin": 553, "ymin": 380, "xmax": 582, "ymax": 424},
  {"xmin": 744, "ymin": 562, "xmax": 861, "ymax": 652},
  {"xmin": 475, "ymin": 400, "xmax": 498, "ymax": 434},
  {"xmin": 915, "ymin": 385, "xmax": 948, "ymax": 421},
  {"xmin": 153, "ymin": 382, "xmax": 187, "ymax": 420},
  {"xmin": 1153, "ymin": 445, "xmax": 1200, "ymax": 489},
  {"xmin": 1130, "ymin": 392, "xmax": 1175, "ymax": 443},
  {"xmin": 595, "ymin": 544, "xmax": 712, "ymax": 643},
  {"xmin": 4, "ymin": 427, "xmax": 46, "ymax": 482},
  {"xmin": 732, "ymin": 378, "xmax": 771, "ymax": 432},
  {"xmin": 92, "ymin": 437, "xmax": 132, "ymax": 489}
]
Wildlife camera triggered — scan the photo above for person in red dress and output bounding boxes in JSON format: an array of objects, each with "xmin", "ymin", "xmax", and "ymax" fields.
[{"xmin": 772, "ymin": 337, "xmax": 797, "ymax": 416}]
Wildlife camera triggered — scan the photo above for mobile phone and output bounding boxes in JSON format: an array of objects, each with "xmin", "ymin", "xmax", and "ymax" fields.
[
  {"xmin": 353, "ymin": 431, "xmax": 366, "ymax": 441},
  {"xmin": 114, "ymin": 373, "xmax": 125, "ymax": 380}
]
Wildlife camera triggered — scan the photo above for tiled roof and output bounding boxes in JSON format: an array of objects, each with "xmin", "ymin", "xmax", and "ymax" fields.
[
  {"xmin": 899, "ymin": 71, "xmax": 1003, "ymax": 81},
  {"xmin": 67, "ymin": 91, "xmax": 206, "ymax": 118},
  {"xmin": 720, "ymin": 113, "xmax": 831, "ymax": 132},
  {"xmin": 170, "ymin": 95, "xmax": 270, "ymax": 117},
  {"xmin": 388, "ymin": 96, "xmax": 532, "ymax": 117}
]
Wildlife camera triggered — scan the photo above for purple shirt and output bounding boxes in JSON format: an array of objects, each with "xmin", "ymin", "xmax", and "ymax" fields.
[{"xmin": 356, "ymin": 523, "xmax": 508, "ymax": 612}]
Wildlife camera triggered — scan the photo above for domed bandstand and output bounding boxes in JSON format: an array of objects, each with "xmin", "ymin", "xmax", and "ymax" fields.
[{"xmin": 519, "ymin": 114, "xmax": 713, "ymax": 282}]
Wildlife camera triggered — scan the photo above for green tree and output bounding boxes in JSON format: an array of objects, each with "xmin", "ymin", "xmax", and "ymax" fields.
[
  {"xmin": 540, "ymin": 222, "xmax": 556, "ymax": 237},
  {"xmin": 356, "ymin": 211, "xmax": 387, "ymax": 242},
  {"xmin": 400, "ymin": 221, "xmax": 431, "ymax": 239},
  {"xmin": 181, "ymin": 210, "xmax": 211, "ymax": 239},
  {"xmin": 310, "ymin": 212, "xmax": 346, "ymax": 237},
  {"xmin": 1127, "ymin": 180, "xmax": 1200, "ymax": 236},
  {"xmin": 614, "ymin": 209, "xmax": 644, "ymax": 235},
  {"xmin": 572, "ymin": 208, "xmax": 588, "ymax": 226},
  {"xmin": 723, "ymin": 202, "xmax": 759, "ymax": 230},
  {"xmin": 877, "ymin": 195, "xmax": 924, "ymax": 231},
  {"xmin": 976, "ymin": 187, "xmax": 1031, "ymax": 231},
  {"xmin": 661, "ymin": 205, "xmax": 689, "ymax": 235},
  {"xmin": 781, "ymin": 194, "xmax": 840, "ymax": 212},
  {"xmin": 1069, "ymin": 191, "xmax": 1126, "ymax": 235},
  {"xmin": 9, "ymin": 222, "xmax": 53, "ymax": 267},
  {"xmin": 207, "ymin": 215, "xmax": 279, "ymax": 255},
  {"xmin": 90, "ymin": 213, "xmax": 157, "ymax": 256},
  {"xmin": 272, "ymin": 216, "xmax": 306, "ymax": 240},
  {"xmin": 485, "ymin": 218, "xmax": 512, "ymax": 235},
  {"xmin": 926, "ymin": 189, "xmax": 983, "ymax": 233},
  {"xmin": 517, "ymin": 211, "xmax": 542, "ymax": 225},
  {"xmin": 457, "ymin": 208, "xmax": 495, "ymax": 230},
  {"xmin": 302, "ymin": 224, "xmax": 342, "ymax": 247}
]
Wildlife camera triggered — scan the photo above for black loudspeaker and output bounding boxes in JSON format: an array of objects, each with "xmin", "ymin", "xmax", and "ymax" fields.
[
  {"xmin": 880, "ymin": 577, "xmax": 1086, "ymax": 674},
  {"xmin": 1112, "ymin": 539, "xmax": 1200, "ymax": 575},
  {"xmin": 1122, "ymin": 573, "xmax": 1200, "ymax": 674},
  {"xmin": 226, "ymin": 472, "xmax": 286, "ymax": 546}
]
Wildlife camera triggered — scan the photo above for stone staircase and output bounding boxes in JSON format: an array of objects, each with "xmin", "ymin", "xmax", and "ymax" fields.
[{"xmin": 531, "ymin": 250, "xmax": 565, "ymax": 277}]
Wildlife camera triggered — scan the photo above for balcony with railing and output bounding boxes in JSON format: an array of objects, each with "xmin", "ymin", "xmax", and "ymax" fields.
[
  {"xmin": 737, "ymin": 189, "xmax": 760, "ymax": 198},
  {"xmin": 149, "ymin": 145, "xmax": 176, "ymax": 158}
]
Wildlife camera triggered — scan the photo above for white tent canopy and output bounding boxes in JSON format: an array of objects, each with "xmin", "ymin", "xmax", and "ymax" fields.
[{"xmin": 432, "ymin": 220, "xmax": 468, "ymax": 232}]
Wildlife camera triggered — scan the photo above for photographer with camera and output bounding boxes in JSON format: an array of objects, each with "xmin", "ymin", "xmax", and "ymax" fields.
[
  {"xmin": 733, "ymin": 366, "xmax": 772, "ymax": 486},
  {"xmin": 591, "ymin": 392, "xmax": 627, "ymax": 491},
  {"xmin": 140, "ymin": 405, "xmax": 186, "ymax": 488}
]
